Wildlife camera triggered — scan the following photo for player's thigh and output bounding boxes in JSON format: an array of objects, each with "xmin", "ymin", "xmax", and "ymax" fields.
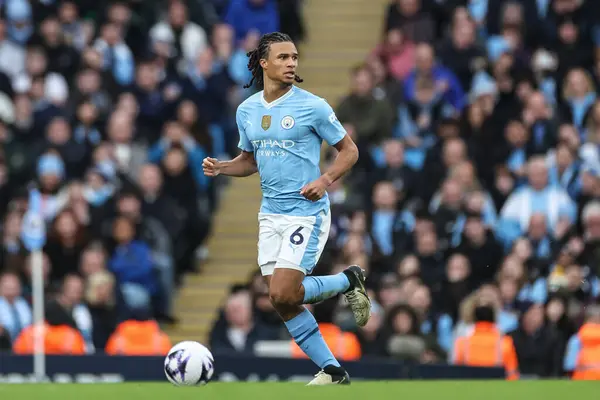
[
  {"xmin": 276, "ymin": 210, "xmax": 331, "ymax": 275},
  {"xmin": 257, "ymin": 214, "xmax": 283, "ymax": 276}
]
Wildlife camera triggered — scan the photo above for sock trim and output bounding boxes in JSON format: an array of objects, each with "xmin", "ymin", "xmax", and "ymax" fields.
[{"xmin": 296, "ymin": 326, "xmax": 319, "ymax": 347}]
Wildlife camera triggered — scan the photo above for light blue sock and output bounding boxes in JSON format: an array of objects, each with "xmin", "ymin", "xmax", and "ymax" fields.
[
  {"xmin": 285, "ymin": 308, "xmax": 340, "ymax": 368},
  {"xmin": 302, "ymin": 273, "xmax": 350, "ymax": 304}
]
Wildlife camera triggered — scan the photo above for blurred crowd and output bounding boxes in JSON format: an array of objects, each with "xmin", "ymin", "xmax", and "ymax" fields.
[
  {"xmin": 0, "ymin": 0, "xmax": 305, "ymax": 355},
  {"xmin": 212, "ymin": 0, "xmax": 600, "ymax": 379}
]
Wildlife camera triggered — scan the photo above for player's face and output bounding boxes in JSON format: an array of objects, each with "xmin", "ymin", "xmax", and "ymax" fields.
[{"xmin": 262, "ymin": 42, "xmax": 298, "ymax": 86}]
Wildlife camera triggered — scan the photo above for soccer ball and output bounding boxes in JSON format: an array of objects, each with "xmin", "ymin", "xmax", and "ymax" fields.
[{"xmin": 164, "ymin": 341, "xmax": 215, "ymax": 386}]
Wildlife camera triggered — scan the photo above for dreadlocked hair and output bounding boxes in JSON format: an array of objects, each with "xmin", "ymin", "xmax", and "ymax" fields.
[{"xmin": 243, "ymin": 32, "xmax": 303, "ymax": 89}]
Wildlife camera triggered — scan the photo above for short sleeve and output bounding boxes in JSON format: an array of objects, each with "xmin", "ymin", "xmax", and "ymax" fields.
[
  {"xmin": 313, "ymin": 99, "xmax": 346, "ymax": 146},
  {"xmin": 236, "ymin": 107, "xmax": 253, "ymax": 152}
]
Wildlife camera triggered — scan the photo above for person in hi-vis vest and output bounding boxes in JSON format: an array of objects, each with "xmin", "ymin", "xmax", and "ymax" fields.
[
  {"xmin": 12, "ymin": 308, "xmax": 85, "ymax": 355},
  {"xmin": 451, "ymin": 304, "xmax": 519, "ymax": 380},
  {"xmin": 105, "ymin": 308, "xmax": 171, "ymax": 356},
  {"xmin": 564, "ymin": 305, "xmax": 600, "ymax": 380}
]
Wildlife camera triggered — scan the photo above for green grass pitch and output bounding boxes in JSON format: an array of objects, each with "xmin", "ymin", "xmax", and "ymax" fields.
[{"xmin": 0, "ymin": 381, "xmax": 597, "ymax": 400}]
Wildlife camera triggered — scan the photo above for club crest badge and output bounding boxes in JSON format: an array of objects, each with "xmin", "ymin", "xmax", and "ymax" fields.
[
  {"xmin": 281, "ymin": 115, "xmax": 295, "ymax": 130},
  {"xmin": 261, "ymin": 115, "xmax": 271, "ymax": 130}
]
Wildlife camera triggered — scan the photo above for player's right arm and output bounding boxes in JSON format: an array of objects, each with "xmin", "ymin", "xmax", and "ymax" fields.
[
  {"xmin": 202, "ymin": 151, "xmax": 257, "ymax": 177},
  {"xmin": 203, "ymin": 106, "xmax": 257, "ymax": 178}
]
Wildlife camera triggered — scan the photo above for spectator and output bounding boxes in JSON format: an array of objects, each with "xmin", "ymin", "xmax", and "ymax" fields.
[
  {"xmin": 93, "ymin": 22, "xmax": 134, "ymax": 87},
  {"xmin": 370, "ymin": 181, "xmax": 400, "ymax": 260},
  {"xmin": 31, "ymin": 152, "xmax": 69, "ymax": 222},
  {"xmin": 108, "ymin": 216, "xmax": 157, "ymax": 313},
  {"xmin": 44, "ymin": 209, "xmax": 88, "ymax": 283},
  {"xmin": 419, "ymin": 137, "xmax": 468, "ymax": 203},
  {"xmin": 548, "ymin": 143, "xmax": 581, "ymax": 200},
  {"xmin": 559, "ymin": 68, "xmax": 597, "ymax": 136},
  {"xmin": 12, "ymin": 317, "xmax": 86, "ymax": 355},
  {"xmin": 211, "ymin": 23, "xmax": 235, "ymax": 69},
  {"xmin": 20, "ymin": 252, "xmax": 52, "ymax": 299},
  {"xmin": 404, "ymin": 43, "xmax": 465, "ymax": 115},
  {"xmin": 581, "ymin": 105, "xmax": 600, "ymax": 166},
  {"xmin": 577, "ymin": 166, "xmax": 600, "ymax": 222},
  {"xmin": 105, "ymin": 308, "xmax": 171, "ymax": 356},
  {"xmin": 454, "ymin": 212, "xmax": 503, "ymax": 286},
  {"xmin": 209, "ymin": 290, "xmax": 277, "ymax": 354},
  {"xmin": 435, "ymin": 254, "xmax": 473, "ymax": 320},
  {"xmin": 365, "ymin": 54, "xmax": 404, "ymax": 106},
  {"xmin": 371, "ymin": 139, "xmax": 416, "ymax": 198},
  {"xmin": 5, "ymin": 0, "xmax": 34, "ymax": 46},
  {"xmin": 0, "ymin": 19, "xmax": 26, "ymax": 80},
  {"xmin": 437, "ymin": 9, "xmax": 485, "ymax": 93},
  {"xmin": 497, "ymin": 156, "xmax": 576, "ymax": 246},
  {"xmin": 229, "ymin": 30, "xmax": 260, "ymax": 91},
  {"xmin": 337, "ymin": 65, "xmax": 395, "ymax": 146},
  {"xmin": 35, "ymin": 16, "xmax": 80, "ymax": 80},
  {"xmin": 371, "ymin": 29, "xmax": 416, "ymax": 82},
  {"xmin": 521, "ymin": 213, "xmax": 556, "ymax": 277},
  {"xmin": 564, "ymin": 304, "xmax": 600, "ymax": 380},
  {"xmin": 384, "ymin": 0, "xmax": 435, "ymax": 43},
  {"xmin": 510, "ymin": 303, "xmax": 563, "ymax": 377},
  {"xmin": 453, "ymin": 284, "xmax": 519, "ymax": 340},
  {"xmin": 545, "ymin": 294, "xmax": 575, "ymax": 349},
  {"xmin": 522, "ymin": 92, "xmax": 557, "ymax": 156},
  {"xmin": 430, "ymin": 178, "xmax": 464, "ymax": 250},
  {"xmin": 150, "ymin": 0, "xmax": 208, "ymax": 65},
  {"xmin": 85, "ymin": 270, "xmax": 123, "ymax": 351},
  {"xmin": 183, "ymin": 47, "xmax": 234, "ymax": 127},
  {"xmin": 580, "ymin": 202, "xmax": 600, "ymax": 275},
  {"xmin": 137, "ymin": 163, "xmax": 185, "ymax": 248},
  {"xmin": 382, "ymin": 304, "xmax": 426, "ymax": 360},
  {"xmin": 0, "ymin": 272, "xmax": 32, "ymax": 344},
  {"xmin": 451, "ymin": 303, "xmax": 519, "ymax": 380},
  {"xmin": 132, "ymin": 59, "xmax": 168, "ymax": 142},
  {"xmin": 107, "ymin": 110, "xmax": 147, "ymax": 183},
  {"xmin": 0, "ymin": 210, "xmax": 25, "ymax": 273},
  {"xmin": 57, "ymin": 1, "xmax": 91, "ymax": 52},
  {"xmin": 225, "ymin": 0, "xmax": 280, "ymax": 42},
  {"xmin": 109, "ymin": 187, "xmax": 176, "ymax": 322}
]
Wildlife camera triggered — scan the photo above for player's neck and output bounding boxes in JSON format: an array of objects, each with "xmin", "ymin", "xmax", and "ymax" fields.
[{"xmin": 263, "ymin": 80, "xmax": 293, "ymax": 104}]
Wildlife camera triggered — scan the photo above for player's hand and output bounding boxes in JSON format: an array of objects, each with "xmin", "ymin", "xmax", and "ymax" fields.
[
  {"xmin": 202, "ymin": 157, "xmax": 221, "ymax": 177},
  {"xmin": 300, "ymin": 177, "xmax": 330, "ymax": 202}
]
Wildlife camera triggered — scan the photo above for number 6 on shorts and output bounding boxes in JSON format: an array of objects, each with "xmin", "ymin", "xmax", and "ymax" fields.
[
  {"xmin": 290, "ymin": 227, "xmax": 304, "ymax": 245},
  {"xmin": 278, "ymin": 222, "xmax": 315, "ymax": 268}
]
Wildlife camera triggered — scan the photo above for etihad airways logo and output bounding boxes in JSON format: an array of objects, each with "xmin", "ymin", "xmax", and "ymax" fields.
[
  {"xmin": 252, "ymin": 139, "xmax": 296, "ymax": 157},
  {"xmin": 251, "ymin": 139, "xmax": 296, "ymax": 149}
]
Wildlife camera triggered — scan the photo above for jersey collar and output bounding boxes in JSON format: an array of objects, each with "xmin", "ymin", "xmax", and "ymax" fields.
[{"xmin": 261, "ymin": 86, "xmax": 295, "ymax": 109}]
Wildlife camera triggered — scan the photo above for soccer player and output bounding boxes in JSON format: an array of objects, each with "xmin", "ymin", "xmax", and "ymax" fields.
[{"xmin": 202, "ymin": 32, "xmax": 370, "ymax": 385}]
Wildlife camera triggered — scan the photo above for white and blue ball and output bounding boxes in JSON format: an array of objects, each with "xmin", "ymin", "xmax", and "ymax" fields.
[{"xmin": 164, "ymin": 341, "xmax": 215, "ymax": 386}]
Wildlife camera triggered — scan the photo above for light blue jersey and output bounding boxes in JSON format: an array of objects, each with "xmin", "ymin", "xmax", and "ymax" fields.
[{"xmin": 236, "ymin": 86, "xmax": 346, "ymax": 216}]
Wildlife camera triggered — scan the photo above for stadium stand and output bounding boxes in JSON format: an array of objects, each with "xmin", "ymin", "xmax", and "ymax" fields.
[{"xmin": 0, "ymin": 0, "xmax": 599, "ymax": 381}]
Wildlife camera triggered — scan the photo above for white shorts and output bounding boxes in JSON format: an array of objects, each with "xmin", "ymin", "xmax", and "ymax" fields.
[{"xmin": 257, "ymin": 210, "xmax": 331, "ymax": 276}]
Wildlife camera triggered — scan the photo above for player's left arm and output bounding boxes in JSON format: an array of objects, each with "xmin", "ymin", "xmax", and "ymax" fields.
[
  {"xmin": 301, "ymin": 100, "xmax": 359, "ymax": 201},
  {"xmin": 320, "ymin": 134, "xmax": 359, "ymax": 186}
]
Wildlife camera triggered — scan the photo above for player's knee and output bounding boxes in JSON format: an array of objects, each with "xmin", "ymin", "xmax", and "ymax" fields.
[{"xmin": 269, "ymin": 286, "xmax": 301, "ymax": 308}]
